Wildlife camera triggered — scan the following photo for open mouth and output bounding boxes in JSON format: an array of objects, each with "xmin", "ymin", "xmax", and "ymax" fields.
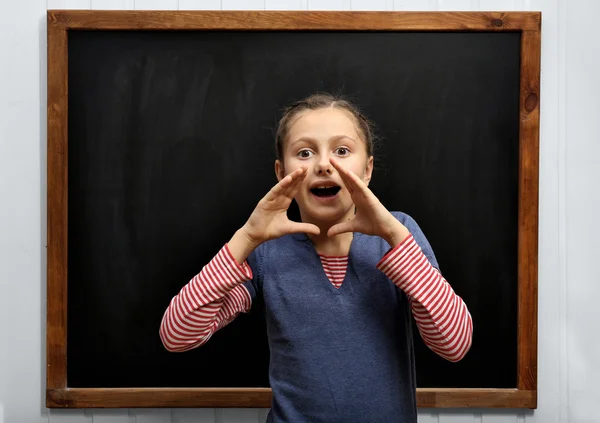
[{"xmin": 310, "ymin": 185, "xmax": 341, "ymax": 198}]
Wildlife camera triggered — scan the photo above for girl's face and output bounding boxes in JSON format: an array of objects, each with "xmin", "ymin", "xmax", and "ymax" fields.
[{"xmin": 275, "ymin": 107, "xmax": 374, "ymax": 225}]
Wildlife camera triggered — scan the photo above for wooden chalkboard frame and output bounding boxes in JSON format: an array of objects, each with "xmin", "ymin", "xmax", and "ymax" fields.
[{"xmin": 46, "ymin": 10, "xmax": 541, "ymax": 409}]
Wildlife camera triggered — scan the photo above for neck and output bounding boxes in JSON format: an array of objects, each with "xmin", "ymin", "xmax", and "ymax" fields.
[
  {"xmin": 302, "ymin": 208, "xmax": 355, "ymax": 256},
  {"xmin": 310, "ymin": 232, "xmax": 353, "ymax": 256}
]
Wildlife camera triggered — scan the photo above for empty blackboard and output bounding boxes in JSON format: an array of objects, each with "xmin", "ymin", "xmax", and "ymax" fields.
[{"xmin": 46, "ymin": 10, "xmax": 541, "ymax": 409}]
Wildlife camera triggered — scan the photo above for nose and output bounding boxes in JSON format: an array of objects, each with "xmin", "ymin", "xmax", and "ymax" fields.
[{"xmin": 315, "ymin": 159, "xmax": 332, "ymax": 175}]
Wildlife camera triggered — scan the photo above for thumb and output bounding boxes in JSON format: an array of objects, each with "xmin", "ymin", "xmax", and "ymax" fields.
[
  {"xmin": 286, "ymin": 222, "xmax": 321, "ymax": 236},
  {"xmin": 327, "ymin": 220, "xmax": 355, "ymax": 237}
]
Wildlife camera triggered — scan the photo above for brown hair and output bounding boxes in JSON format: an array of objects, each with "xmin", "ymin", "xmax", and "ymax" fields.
[{"xmin": 274, "ymin": 92, "xmax": 376, "ymax": 161}]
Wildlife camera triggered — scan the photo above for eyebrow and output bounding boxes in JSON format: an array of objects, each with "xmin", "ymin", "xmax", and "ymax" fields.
[{"xmin": 289, "ymin": 135, "xmax": 357, "ymax": 147}]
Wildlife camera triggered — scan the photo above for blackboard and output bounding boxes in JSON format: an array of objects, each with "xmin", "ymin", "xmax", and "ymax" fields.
[{"xmin": 46, "ymin": 10, "xmax": 541, "ymax": 409}]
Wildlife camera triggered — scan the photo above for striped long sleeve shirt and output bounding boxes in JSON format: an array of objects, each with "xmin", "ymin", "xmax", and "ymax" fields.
[{"xmin": 159, "ymin": 233, "xmax": 473, "ymax": 362}]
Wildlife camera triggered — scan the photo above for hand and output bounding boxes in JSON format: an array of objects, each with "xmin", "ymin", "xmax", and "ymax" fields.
[
  {"xmin": 327, "ymin": 158, "xmax": 410, "ymax": 246},
  {"xmin": 242, "ymin": 167, "xmax": 320, "ymax": 247}
]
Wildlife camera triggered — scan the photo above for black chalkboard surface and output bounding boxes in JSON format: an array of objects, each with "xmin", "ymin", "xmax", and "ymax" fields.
[
  {"xmin": 67, "ymin": 29, "xmax": 518, "ymax": 387},
  {"xmin": 46, "ymin": 10, "xmax": 541, "ymax": 409}
]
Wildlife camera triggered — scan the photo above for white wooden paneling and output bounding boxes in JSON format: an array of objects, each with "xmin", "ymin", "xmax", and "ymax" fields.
[
  {"xmin": 221, "ymin": 409, "xmax": 262, "ymax": 423},
  {"xmin": 555, "ymin": 0, "xmax": 569, "ymax": 414},
  {"xmin": 265, "ymin": 0, "xmax": 307, "ymax": 9},
  {"xmin": 307, "ymin": 0, "xmax": 350, "ymax": 10},
  {"xmin": 133, "ymin": 409, "xmax": 172, "ymax": 423},
  {"xmin": 481, "ymin": 413, "xmax": 518, "ymax": 423},
  {"xmin": 47, "ymin": 410, "xmax": 92, "ymax": 423},
  {"xmin": 47, "ymin": 0, "xmax": 91, "ymax": 7},
  {"xmin": 418, "ymin": 412, "xmax": 439, "ymax": 423},
  {"xmin": 179, "ymin": 0, "xmax": 222, "ymax": 9},
  {"xmin": 222, "ymin": 0, "xmax": 265, "ymax": 9},
  {"xmin": 479, "ymin": 0, "xmax": 522, "ymax": 10},
  {"xmin": 1, "ymin": 0, "xmax": 58, "ymax": 420},
  {"xmin": 350, "ymin": 0, "xmax": 391, "ymax": 10},
  {"xmin": 258, "ymin": 409, "xmax": 270, "ymax": 422},
  {"xmin": 92, "ymin": 410, "xmax": 134, "ymax": 423},
  {"xmin": 554, "ymin": 2, "xmax": 568, "ymax": 423},
  {"xmin": 437, "ymin": 0, "xmax": 478, "ymax": 10},
  {"xmin": 565, "ymin": 0, "xmax": 600, "ymax": 420},
  {"xmin": 91, "ymin": 0, "xmax": 134, "ymax": 8},
  {"xmin": 135, "ymin": 0, "xmax": 179, "ymax": 9},
  {"xmin": 438, "ymin": 413, "xmax": 477, "ymax": 423},
  {"xmin": 394, "ymin": 0, "xmax": 437, "ymax": 9},
  {"xmin": 171, "ymin": 409, "xmax": 215, "ymax": 423}
]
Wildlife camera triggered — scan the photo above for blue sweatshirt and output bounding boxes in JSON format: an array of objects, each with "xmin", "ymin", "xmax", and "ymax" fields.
[{"xmin": 242, "ymin": 211, "xmax": 439, "ymax": 423}]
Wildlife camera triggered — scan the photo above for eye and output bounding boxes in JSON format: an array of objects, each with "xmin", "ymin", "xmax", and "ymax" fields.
[
  {"xmin": 297, "ymin": 149, "xmax": 313, "ymax": 159},
  {"xmin": 335, "ymin": 147, "xmax": 350, "ymax": 156}
]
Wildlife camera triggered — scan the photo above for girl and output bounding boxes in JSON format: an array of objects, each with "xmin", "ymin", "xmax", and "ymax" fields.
[{"xmin": 159, "ymin": 93, "xmax": 473, "ymax": 423}]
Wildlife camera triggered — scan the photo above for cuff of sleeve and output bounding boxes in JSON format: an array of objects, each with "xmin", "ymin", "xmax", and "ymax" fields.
[
  {"xmin": 223, "ymin": 243, "xmax": 254, "ymax": 281},
  {"xmin": 192, "ymin": 244, "xmax": 254, "ymax": 304},
  {"xmin": 378, "ymin": 233, "xmax": 413, "ymax": 264},
  {"xmin": 376, "ymin": 234, "xmax": 437, "ymax": 298}
]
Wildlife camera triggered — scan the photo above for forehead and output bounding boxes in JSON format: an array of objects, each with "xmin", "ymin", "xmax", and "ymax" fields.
[{"xmin": 287, "ymin": 108, "xmax": 361, "ymax": 142}]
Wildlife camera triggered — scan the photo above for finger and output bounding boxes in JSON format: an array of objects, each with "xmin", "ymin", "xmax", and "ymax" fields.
[
  {"xmin": 329, "ymin": 158, "xmax": 362, "ymax": 193},
  {"xmin": 281, "ymin": 167, "xmax": 306, "ymax": 190},
  {"xmin": 327, "ymin": 220, "xmax": 356, "ymax": 237},
  {"xmin": 273, "ymin": 169, "xmax": 306, "ymax": 201},
  {"xmin": 286, "ymin": 222, "xmax": 320, "ymax": 236},
  {"xmin": 268, "ymin": 167, "xmax": 306, "ymax": 199},
  {"xmin": 271, "ymin": 169, "xmax": 297, "ymax": 193},
  {"xmin": 286, "ymin": 168, "xmax": 308, "ymax": 198},
  {"xmin": 281, "ymin": 167, "xmax": 308, "ymax": 199},
  {"xmin": 331, "ymin": 159, "xmax": 375, "ymax": 203}
]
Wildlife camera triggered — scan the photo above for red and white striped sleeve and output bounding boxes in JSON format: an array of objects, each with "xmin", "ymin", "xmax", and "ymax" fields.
[
  {"xmin": 376, "ymin": 234, "xmax": 473, "ymax": 362},
  {"xmin": 159, "ymin": 244, "xmax": 253, "ymax": 353}
]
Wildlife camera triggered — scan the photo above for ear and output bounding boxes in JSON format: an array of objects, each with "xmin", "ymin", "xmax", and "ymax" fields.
[
  {"xmin": 364, "ymin": 156, "xmax": 374, "ymax": 186},
  {"xmin": 275, "ymin": 159, "xmax": 285, "ymax": 182}
]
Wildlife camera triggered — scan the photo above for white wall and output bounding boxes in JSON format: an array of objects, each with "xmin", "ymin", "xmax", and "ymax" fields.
[{"xmin": 1, "ymin": 0, "xmax": 598, "ymax": 422}]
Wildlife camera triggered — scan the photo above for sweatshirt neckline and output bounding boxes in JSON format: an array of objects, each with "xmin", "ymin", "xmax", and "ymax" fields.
[{"xmin": 291, "ymin": 232, "xmax": 362, "ymax": 243}]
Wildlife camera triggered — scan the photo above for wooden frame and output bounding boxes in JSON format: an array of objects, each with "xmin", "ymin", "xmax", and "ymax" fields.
[{"xmin": 46, "ymin": 10, "xmax": 541, "ymax": 409}]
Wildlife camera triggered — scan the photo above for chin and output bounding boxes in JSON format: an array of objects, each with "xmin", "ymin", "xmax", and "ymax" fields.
[{"xmin": 298, "ymin": 199, "xmax": 353, "ymax": 225}]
